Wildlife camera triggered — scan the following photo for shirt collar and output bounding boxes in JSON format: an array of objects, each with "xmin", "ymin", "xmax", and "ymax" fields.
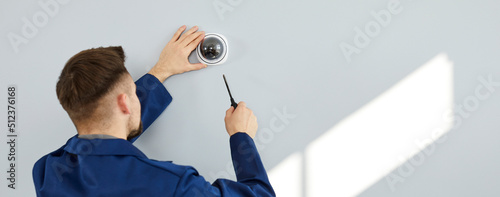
[{"xmin": 63, "ymin": 135, "xmax": 147, "ymax": 158}]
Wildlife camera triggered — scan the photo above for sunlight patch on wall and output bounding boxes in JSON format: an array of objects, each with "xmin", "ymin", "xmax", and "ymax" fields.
[
  {"xmin": 303, "ymin": 54, "xmax": 454, "ymax": 197},
  {"xmin": 268, "ymin": 152, "xmax": 303, "ymax": 197}
]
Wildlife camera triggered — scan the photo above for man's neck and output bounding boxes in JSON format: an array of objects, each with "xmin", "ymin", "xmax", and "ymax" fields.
[
  {"xmin": 76, "ymin": 126, "xmax": 127, "ymax": 140},
  {"xmin": 78, "ymin": 134, "xmax": 119, "ymax": 140}
]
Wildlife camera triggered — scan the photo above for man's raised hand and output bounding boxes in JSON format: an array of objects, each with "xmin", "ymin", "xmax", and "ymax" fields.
[{"xmin": 148, "ymin": 25, "xmax": 207, "ymax": 82}]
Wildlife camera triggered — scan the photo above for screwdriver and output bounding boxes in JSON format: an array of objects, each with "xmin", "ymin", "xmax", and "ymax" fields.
[{"xmin": 223, "ymin": 74, "xmax": 238, "ymax": 109}]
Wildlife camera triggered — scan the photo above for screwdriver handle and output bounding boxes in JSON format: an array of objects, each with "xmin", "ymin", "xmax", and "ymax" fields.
[{"xmin": 230, "ymin": 98, "xmax": 238, "ymax": 109}]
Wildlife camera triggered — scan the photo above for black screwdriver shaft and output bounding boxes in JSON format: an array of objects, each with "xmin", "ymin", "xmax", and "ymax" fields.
[{"xmin": 223, "ymin": 74, "xmax": 238, "ymax": 109}]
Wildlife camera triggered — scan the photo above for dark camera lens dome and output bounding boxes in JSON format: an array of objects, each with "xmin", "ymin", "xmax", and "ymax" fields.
[
  {"xmin": 201, "ymin": 37, "xmax": 224, "ymax": 60},
  {"xmin": 196, "ymin": 33, "xmax": 228, "ymax": 65}
]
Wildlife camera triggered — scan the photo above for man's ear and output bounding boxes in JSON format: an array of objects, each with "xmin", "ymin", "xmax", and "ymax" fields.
[{"xmin": 117, "ymin": 93, "xmax": 131, "ymax": 115}]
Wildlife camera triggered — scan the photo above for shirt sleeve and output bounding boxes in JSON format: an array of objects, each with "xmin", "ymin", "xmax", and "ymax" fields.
[
  {"xmin": 174, "ymin": 133, "xmax": 276, "ymax": 197},
  {"xmin": 129, "ymin": 74, "xmax": 172, "ymax": 143}
]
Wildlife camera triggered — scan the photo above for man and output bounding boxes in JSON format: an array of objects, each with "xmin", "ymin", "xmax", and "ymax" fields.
[{"xmin": 32, "ymin": 25, "xmax": 275, "ymax": 197}]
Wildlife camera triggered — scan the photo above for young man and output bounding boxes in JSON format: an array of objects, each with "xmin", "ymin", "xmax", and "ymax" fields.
[{"xmin": 32, "ymin": 26, "xmax": 275, "ymax": 196}]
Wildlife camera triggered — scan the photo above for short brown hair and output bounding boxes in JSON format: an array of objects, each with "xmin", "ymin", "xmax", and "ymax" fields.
[{"xmin": 56, "ymin": 46, "xmax": 128, "ymax": 122}]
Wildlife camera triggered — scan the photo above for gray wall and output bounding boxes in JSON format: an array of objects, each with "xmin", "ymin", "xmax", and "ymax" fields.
[{"xmin": 1, "ymin": 0, "xmax": 499, "ymax": 196}]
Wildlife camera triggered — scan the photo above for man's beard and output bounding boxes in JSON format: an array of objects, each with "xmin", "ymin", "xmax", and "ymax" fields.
[{"xmin": 127, "ymin": 120, "xmax": 143, "ymax": 141}]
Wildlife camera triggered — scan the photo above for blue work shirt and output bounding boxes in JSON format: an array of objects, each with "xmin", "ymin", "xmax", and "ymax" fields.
[{"xmin": 32, "ymin": 74, "xmax": 275, "ymax": 196}]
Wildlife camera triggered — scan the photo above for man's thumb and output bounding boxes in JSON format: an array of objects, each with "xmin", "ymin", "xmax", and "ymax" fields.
[
  {"xmin": 226, "ymin": 106, "xmax": 235, "ymax": 117},
  {"xmin": 190, "ymin": 63, "xmax": 207, "ymax": 71}
]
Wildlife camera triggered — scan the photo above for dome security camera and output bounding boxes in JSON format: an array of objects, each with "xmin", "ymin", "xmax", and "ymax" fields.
[{"xmin": 196, "ymin": 33, "xmax": 228, "ymax": 65}]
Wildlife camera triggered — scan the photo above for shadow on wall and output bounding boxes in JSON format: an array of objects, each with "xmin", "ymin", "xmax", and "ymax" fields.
[{"xmin": 269, "ymin": 54, "xmax": 455, "ymax": 196}]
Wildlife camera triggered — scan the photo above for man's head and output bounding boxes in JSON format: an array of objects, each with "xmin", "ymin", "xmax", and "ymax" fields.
[{"xmin": 56, "ymin": 46, "xmax": 142, "ymax": 140}]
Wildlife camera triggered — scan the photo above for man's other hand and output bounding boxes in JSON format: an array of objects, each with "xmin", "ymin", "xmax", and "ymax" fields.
[
  {"xmin": 148, "ymin": 25, "xmax": 207, "ymax": 82},
  {"xmin": 224, "ymin": 102, "xmax": 257, "ymax": 138}
]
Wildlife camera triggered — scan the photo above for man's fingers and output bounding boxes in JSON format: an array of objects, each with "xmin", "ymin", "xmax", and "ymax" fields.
[
  {"xmin": 236, "ymin": 102, "xmax": 250, "ymax": 116},
  {"xmin": 226, "ymin": 106, "xmax": 235, "ymax": 117},
  {"xmin": 237, "ymin": 101, "xmax": 247, "ymax": 109},
  {"xmin": 170, "ymin": 25, "xmax": 187, "ymax": 43},
  {"xmin": 186, "ymin": 32, "xmax": 205, "ymax": 50},
  {"xmin": 251, "ymin": 113, "xmax": 257, "ymax": 126},
  {"xmin": 179, "ymin": 26, "xmax": 199, "ymax": 43}
]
